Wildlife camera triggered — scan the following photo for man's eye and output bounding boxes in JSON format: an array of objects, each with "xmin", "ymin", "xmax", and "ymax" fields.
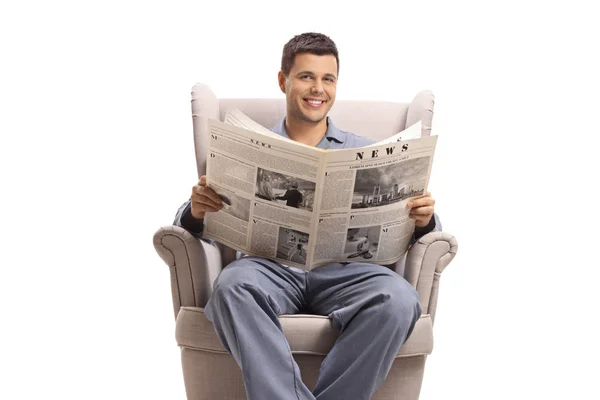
[{"xmin": 301, "ymin": 75, "xmax": 312, "ymax": 80}]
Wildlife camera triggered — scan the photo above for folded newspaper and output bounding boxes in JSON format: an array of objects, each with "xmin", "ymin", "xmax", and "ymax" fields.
[{"xmin": 202, "ymin": 108, "xmax": 438, "ymax": 270}]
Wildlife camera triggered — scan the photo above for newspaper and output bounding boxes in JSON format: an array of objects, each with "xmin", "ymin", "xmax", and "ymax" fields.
[{"xmin": 202, "ymin": 109, "xmax": 438, "ymax": 270}]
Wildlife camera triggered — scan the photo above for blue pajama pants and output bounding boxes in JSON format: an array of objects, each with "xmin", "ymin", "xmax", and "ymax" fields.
[{"xmin": 204, "ymin": 256, "xmax": 422, "ymax": 400}]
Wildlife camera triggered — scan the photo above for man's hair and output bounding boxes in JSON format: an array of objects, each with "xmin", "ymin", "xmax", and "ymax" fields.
[{"xmin": 281, "ymin": 32, "xmax": 339, "ymax": 76}]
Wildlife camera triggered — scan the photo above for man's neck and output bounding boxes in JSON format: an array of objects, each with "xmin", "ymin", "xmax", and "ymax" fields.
[{"xmin": 285, "ymin": 116, "xmax": 328, "ymax": 147}]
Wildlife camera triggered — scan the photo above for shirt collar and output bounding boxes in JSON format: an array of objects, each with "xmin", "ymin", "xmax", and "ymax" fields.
[{"xmin": 271, "ymin": 116, "xmax": 346, "ymax": 145}]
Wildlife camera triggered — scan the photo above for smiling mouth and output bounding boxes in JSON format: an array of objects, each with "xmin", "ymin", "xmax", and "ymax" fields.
[{"xmin": 303, "ymin": 98, "xmax": 326, "ymax": 108}]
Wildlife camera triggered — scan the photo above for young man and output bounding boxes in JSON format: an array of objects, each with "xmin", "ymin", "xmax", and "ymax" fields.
[{"xmin": 174, "ymin": 32, "xmax": 439, "ymax": 400}]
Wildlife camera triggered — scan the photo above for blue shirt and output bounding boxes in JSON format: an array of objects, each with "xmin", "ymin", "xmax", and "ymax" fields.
[{"xmin": 271, "ymin": 117, "xmax": 376, "ymax": 149}]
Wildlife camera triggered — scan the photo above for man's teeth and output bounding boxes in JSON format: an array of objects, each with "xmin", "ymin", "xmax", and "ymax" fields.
[{"xmin": 307, "ymin": 100, "xmax": 323, "ymax": 105}]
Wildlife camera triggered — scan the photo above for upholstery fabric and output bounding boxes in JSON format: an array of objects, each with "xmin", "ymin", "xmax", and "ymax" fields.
[{"xmin": 176, "ymin": 307, "xmax": 434, "ymax": 357}]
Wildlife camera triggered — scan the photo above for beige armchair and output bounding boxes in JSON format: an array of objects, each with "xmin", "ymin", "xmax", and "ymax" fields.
[{"xmin": 153, "ymin": 83, "xmax": 458, "ymax": 400}]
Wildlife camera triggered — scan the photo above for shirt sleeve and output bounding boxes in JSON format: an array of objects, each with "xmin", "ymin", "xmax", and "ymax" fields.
[
  {"xmin": 410, "ymin": 212, "xmax": 441, "ymax": 245},
  {"xmin": 173, "ymin": 200, "xmax": 205, "ymax": 238}
]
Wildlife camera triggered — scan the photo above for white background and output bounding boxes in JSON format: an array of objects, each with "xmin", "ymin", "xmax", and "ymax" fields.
[{"xmin": 1, "ymin": 0, "xmax": 599, "ymax": 399}]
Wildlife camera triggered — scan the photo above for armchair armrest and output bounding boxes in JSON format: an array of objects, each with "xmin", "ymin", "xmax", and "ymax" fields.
[
  {"xmin": 153, "ymin": 225, "xmax": 224, "ymax": 318},
  {"xmin": 404, "ymin": 231, "xmax": 458, "ymax": 324}
]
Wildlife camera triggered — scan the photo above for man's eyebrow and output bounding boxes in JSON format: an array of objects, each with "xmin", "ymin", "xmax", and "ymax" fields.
[{"xmin": 296, "ymin": 71, "xmax": 337, "ymax": 79}]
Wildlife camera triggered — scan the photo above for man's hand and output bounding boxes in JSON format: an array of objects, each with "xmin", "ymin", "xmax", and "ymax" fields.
[
  {"xmin": 407, "ymin": 192, "xmax": 436, "ymax": 227},
  {"xmin": 190, "ymin": 175, "xmax": 223, "ymax": 220}
]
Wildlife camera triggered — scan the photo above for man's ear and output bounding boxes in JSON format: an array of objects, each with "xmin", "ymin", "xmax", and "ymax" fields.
[{"xmin": 278, "ymin": 71, "xmax": 286, "ymax": 94}]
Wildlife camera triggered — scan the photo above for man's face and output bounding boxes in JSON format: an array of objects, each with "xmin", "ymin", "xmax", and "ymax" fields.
[{"xmin": 278, "ymin": 53, "xmax": 338, "ymax": 124}]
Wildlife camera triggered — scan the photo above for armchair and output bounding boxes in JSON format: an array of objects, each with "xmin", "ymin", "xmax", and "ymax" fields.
[{"xmin": 153, "ymin": 83, "xmax": 458, "ymax": 399}]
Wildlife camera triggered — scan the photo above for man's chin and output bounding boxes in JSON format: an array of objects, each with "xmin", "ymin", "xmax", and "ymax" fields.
[
  {"xmin": 299, "ymin": 110, "xmax": 328, "ymax": 124},
  {"xmin": 288, "ymin": 105, "xmax": 329, "ymax": 125},
  {"xmin": 302, "ymin": 116, "xmax": 325, "ymax": 124}
]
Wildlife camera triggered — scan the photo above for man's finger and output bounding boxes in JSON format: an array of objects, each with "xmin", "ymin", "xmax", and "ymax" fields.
[
  {"xmin": 194, "ymin": 195, "xmax": 222, "ymax": 208},
  {"xmin": 408, "ymin": 214, "xmax": 428, "ymax": 222},
  {"xmin": 197, "ymin": 205, "xmax": 220, "ymax": 213},
  {"xmin": 194, "ymin": 185, "xmax": 223, "ymax": 205},
  {"xmin": 194, "ymin": 206, "xmax": 220, "ymax": 213},
  {"xmin": 193, "ymin": 195, "xmax": 222, "ymax": 209},
  {"xmin": 407, "ymin": 196, "xmax": 435, "ymax": 208},
  {"xmin": 410, "ymin": 192, "xmax": 431, "ymax": 200},
  {"xmin": 409, "ymin": 206, "xmax": 434, "ymax": 216}
]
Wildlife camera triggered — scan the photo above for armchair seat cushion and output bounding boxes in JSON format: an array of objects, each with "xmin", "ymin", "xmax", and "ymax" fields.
[{"xmin": 175, "ymin": 307, "xmax": 434, "ymax": 358}]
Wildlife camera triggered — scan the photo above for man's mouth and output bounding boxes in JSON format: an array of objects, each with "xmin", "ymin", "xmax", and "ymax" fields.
[{"xmin": 303, "ymin": 98, "xmax": 326, "ymax": 108}]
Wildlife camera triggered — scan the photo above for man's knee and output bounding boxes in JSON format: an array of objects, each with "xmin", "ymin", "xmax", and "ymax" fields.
[
  {"xmin": 206, "ymin": 258, "xmax": 288, "ymax": 325},
  {"xmin": 211, "ymin": 258, "xmax": 263, "ymax": 300},
  {"xmin": 206, "ymin": 260, "xmax": 263, "ymax": 323},
  {"xmin": 215, "ymin": 256, "xmax": 274, "ymax": 287},
  {"xmin": 377, "ymin": 274, "xmax": 422, "ymax": 326},
  {"xmin": 209, "ymin": 257, "xmax": 288, "ymax": 311}
]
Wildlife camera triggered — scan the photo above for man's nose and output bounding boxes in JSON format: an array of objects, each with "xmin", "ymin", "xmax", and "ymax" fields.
[{"xmin": 311, "ymin": 80, "xmax": 324, "ymax": 94}]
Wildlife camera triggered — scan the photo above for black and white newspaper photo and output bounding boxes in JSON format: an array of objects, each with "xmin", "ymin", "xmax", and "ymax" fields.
[
  {"xmin": 343, "ymin": 225, "xmax": 381, "ymax": 260},
  {"xmin": 276, "ymin": 227, "xmax": 310, "ymax": 265},
  {"xmin": 351, "ymin": 157, "xmax": 430, "ymax": 209},
  {"xmin": 255, "ymin": 167, "xmax": 316, "ymax": 212}
]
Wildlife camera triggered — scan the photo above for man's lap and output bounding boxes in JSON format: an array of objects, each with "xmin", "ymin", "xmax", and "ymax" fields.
[{"xmin": 210, "ymin": 256, "xmax": 417, "ymax": 317}]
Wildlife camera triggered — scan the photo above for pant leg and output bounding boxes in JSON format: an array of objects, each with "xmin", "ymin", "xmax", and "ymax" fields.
[
  {"xmin": 306, "ymin": 262, "xmax": 422, "ymax": 400},
  {"xmin": 204, "ymin": 256, "xmax": 315, "ymax": 400}
]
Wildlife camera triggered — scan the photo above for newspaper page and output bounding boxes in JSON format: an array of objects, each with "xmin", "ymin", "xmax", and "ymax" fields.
[
  {"xmin": 202, "ymin": 113, "xmax": 436, "ymax": 270},
  {"xmin": 310, "ymin": 129, "xmax": 437, "ymax": 268},
  {"xmin": 203, "ymin": 119, "xmax": 325, "ymax": 269},
  {"xmin": 363, "ymin": 120, "xmax": 423, "ymax": 146},
  {"xmin": 225, "ymin": 107, "xmax": 422, "ymax": 146},
  {"xmin": 223, "ymin": 108, "xmax": 320, "ymax": 152},
  {"xmin": 224, "ymin": 109, "xmax": 289, "ymax": 141}
]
